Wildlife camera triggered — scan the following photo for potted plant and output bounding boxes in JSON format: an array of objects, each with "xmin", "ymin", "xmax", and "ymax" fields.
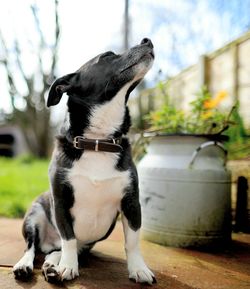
[{"xmin": 138, "ymin": 87, "xmax": 234, "ymax": 248}]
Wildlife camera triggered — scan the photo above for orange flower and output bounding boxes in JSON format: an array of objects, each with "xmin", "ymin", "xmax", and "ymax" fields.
[{"xmin": 204, "ymin": 90, "xmax": 227, "ymax": 109}]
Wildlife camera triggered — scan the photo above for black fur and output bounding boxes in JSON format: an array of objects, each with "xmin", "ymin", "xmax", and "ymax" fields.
[
  {"xmin": 51, "ymin": 170, "xmax": 75, "ymax": 240},
  {"xmin": 121, "ymin": 164, "xmax": 141, "ymax": 231}
]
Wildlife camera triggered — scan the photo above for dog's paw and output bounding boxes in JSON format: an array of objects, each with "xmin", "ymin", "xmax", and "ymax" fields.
[
  {"xmin": 128, "ymin": 255, "xmax": 156, "ymax": 285},
  {"xmin": 129, "ymin": 267, "xmax": 156, "ymax": 285},
  {"xmin": 13, "ymin": 263, "xmax": 33, "ymax": 281},
  {"xmin": 42, "ymin": 262, "xmax": 61, "ymax": 283},
  {"xmin": 58, "ymin": 265, "xmax": 79, "ymax": 281},
  {"xmin": 43, "ymin": 262, "xmax": 79, "ymax": 282}
]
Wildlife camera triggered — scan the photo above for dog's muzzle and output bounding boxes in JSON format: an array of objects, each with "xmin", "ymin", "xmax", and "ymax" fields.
[{"xmin": 73, "ymin": 136, "xmax": 123, "ymax": 153}]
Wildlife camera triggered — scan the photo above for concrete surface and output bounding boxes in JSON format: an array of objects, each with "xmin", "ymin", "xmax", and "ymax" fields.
[{"xmin": 0, "ymin": 218, "xmax": 250, "ymax": 289}]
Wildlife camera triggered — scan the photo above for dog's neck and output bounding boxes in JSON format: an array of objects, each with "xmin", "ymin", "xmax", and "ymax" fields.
[
  {"xmin": 84, "ymin": 84, "xmax": 130, "ymax": 139},
  {"xmin": 62, "ymin": 82, "xmax": 132, "ymax": 141}
]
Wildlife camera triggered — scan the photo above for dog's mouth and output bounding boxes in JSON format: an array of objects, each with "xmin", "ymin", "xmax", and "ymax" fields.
[
  {"xmin": 118, "ymin": 38, "xmax": 154, "ymax": 75},
  {"xmin": 149, "ymin": 50, "xmax": 155, "ymax": 58},
  {"xmin": 119, "ymin": 50, "xmax": 154, "ymax": 74}
]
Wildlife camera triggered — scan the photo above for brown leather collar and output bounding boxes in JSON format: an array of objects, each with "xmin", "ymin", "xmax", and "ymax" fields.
[{"xmin": 73, "ymin": 136, "xmax": 123, "ymax": 153}]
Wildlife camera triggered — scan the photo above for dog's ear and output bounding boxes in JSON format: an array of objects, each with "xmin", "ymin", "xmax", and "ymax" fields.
[{"xmin": 47, "ymin": 73, "xmax": 76, "ymax": 107}]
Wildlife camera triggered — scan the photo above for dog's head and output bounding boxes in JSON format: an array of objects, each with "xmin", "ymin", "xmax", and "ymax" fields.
[{"xmin": 47, "ymin": 38, "xmax": 154, "ymax": 137}]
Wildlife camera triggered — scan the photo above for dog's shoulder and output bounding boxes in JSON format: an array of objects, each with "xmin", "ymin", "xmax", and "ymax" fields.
[
  {"xmin": 56, "ymin": 135, "xmax": 83, "ymax": 164},
  {"xmin": 115, "ymin": 137, "xmax": 134, "ymax": 171}
]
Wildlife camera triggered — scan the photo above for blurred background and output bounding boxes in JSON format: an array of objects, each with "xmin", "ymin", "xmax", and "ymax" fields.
[{"xmin": 0, "ymin": 0, "xmax": 249, "ymax": 220}]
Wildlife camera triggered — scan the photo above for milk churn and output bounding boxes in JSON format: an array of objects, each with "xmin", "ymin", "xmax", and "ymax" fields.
[{"xmin": 138, "ymin": 134, "xmax": 231, "ymax": 248}]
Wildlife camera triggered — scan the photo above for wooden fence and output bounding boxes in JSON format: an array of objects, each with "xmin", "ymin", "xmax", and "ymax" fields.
[{"xmin": 129, "ymin": 30, "xmax": 250, "ymax": 128}]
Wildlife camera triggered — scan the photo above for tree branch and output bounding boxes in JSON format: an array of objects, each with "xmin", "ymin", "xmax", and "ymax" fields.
[
  {"xmin": 0, "ymin": 30, "xmax": 18, "ymax": 108},
  {"xmin": 13, "ymin": 39, "xmax": 31, "ymax": 90},
  {"xmin": 30, "ymin": 3, "xmax": 46, "ymax": 87},
  {"xmin": 50, "ymin": 0, "xmax": 60, "ymax": 79}
]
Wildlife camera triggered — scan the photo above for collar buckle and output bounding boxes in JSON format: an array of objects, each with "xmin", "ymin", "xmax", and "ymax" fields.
[{"xmin": 73, "ymin": 136, "xmax": 83, "ymax": 149}]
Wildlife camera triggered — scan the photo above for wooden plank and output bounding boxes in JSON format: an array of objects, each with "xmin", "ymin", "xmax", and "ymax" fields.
[
  {"xmin": 232, "ymin": 45, "xmax": 239, "ymax": 100},
  {"xmin": 198, "ymin": 55, "xmax": 209, "ymax": 87}
]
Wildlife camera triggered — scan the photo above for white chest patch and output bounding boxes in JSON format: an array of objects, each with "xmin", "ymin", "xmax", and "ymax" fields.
[
  {"xmin": 68, "ymin": 151, "xmax": 130, "ymax": 244},
  {"xmin": 84, "ymin": 82, "xmax": 132, "ymax": 139}
]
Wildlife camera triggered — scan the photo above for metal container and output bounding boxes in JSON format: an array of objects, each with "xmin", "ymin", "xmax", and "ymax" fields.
[{"xmin": 138, "ymin": 134, "xmax": 231, "ymax": 248}]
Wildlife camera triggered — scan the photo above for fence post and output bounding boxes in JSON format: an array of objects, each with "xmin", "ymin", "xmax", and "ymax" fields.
[
  {"xmin": 232, "ymin": 44, "xmax": 239, "ymax": 101},
  {"xmin": 235, "ymin": 176, "xmax": 249, "ymax": 232},
  {"xmin": 198, "ymin": 55, "xmax": 209, "ymax": 88}
]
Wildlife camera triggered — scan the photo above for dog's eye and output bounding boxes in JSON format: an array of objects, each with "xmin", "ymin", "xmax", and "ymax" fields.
[{"xmin": 100, "ymin": 51, "xmax": 115, "ymax": 59}]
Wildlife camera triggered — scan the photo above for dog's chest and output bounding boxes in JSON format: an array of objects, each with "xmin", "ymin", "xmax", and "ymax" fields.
[{"xmin": 68, "ymin": 152, "xmax": 130, "ymax": 243}]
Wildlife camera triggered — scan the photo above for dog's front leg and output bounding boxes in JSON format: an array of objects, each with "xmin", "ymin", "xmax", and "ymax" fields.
[
  {"xmin": 121, "ymin": 193, "xmax": 156, "ymax": 284},
  {"xmin": 43, "ymin": 233, "xmax": 78, "ymax": 282},
  {"xmin": 57, "ymin": 238, "xmax": 79, "ymax": 281},
  {"xmin": 45, "ymin": 181, "xmax": 79, "ymax": 282}
]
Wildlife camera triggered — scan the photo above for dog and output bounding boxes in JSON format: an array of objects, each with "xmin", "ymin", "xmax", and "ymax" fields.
[{"xmin": 13, "ymin": 38, "xmax": 155, "ymax": 284}]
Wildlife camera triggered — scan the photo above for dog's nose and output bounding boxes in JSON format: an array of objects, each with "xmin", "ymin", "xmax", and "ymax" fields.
[{"xmin": 140, "ymin": 38, "xmax": 154, "ymax": 49}]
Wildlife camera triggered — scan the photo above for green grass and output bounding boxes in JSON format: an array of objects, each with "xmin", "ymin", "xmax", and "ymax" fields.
[{"xmin": 0, "ymin": 156, "xmax": 49, "ymax": 218}]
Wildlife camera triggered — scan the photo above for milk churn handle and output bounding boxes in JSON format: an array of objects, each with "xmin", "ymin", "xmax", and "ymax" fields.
[{"xmin": 188, "ymin": 141, "xmax": 228, "ymax": 168}]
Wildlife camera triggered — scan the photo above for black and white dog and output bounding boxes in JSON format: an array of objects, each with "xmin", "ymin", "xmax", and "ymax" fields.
[{"xmin": 13, "ymin": 38, "xmax": 155, "ymax": 284}]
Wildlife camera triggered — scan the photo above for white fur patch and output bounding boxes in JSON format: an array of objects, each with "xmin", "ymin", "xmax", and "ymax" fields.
[
  {"xmin": 122, "ymin": 215, "xmax": 155, "ymax": 284},
  {"xmin": 69, "ymin": 151, "xmax": 130, "ymax": 243},
  {"xmin": 13, "ymin": 245, "xmax": 35, "ymax": 273},
  {"xmin": 84, "ymin": 82, "xmax": 132, "ymax": 139},
  {"xmin": 58, "ymin": 239, "xmax": 79, "ymax": 280},
  {"xmin": 42, "ymin": 251, "xmax": 61, "ymax": 281},
  {"xmin": 44, "ymin": 251, "xmax": 61, "ymax": 267}
]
